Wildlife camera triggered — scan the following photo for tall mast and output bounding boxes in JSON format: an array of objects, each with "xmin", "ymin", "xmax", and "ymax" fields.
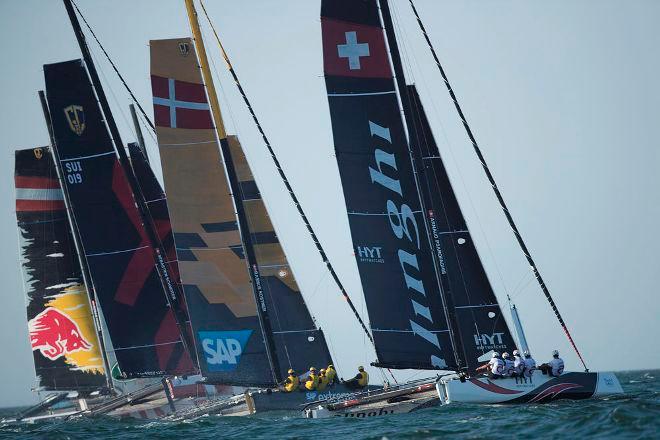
[
  {"xmin": 38, "ymin": 90, "xmax": 114, "ymax": 391},
  {"xmin": 377, "ymin": 0, "xmax": 464, "ymax": 369},
  {"xmin": 183, "ymin": 0, "xmax": 282, "ymax": 382},
  {"xmin": 406, "ymin": 0, "xmax": 588, "ymax": 371},
  {"xmin": 61, "ymin": 0, "xmax": 196, "ymax": 365}
]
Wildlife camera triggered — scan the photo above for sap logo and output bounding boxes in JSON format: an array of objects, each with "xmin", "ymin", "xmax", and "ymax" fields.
[
  {"xmin": 199, "ymin": 330, "xmax": 252, "ymax": 372},
  {"xmin": 356, "ymin": 246, "xmax": 384, "ymax": 263},
  {"xmin": 474, "ymin": 333, "xmax": 506, "ymax": 349}
]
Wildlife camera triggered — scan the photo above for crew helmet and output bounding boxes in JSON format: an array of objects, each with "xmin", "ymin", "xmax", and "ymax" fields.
[
  {"xmin": 328, "ymin": 364, "xmax": 334, "ymax": 369},
  {"xmin": 523, "ymin": 350, "xmax": 530, "ymax": 357},
  {"xmin": 358, "ymin": 366, "xmax": 365, "ymax": 371},
  {"xmin": 492, "ymin": 351, "xmax": 500, "ymax": 358},
  {"xmin": 502, "ymin": 352, "xmax": 510, "ymax": 359},
  {"xmin": 552, "ymin": 350, "xmax": 559, "ymax": 357},
  {"xmin": 288, "ymin": 369, "xmax": 295, "ymax": 375},
  {"xmin": 513, "ymin": 350, "xmax": 520, "ymax": 356},
  {"xmin": 320, "ymin": 369, "xmax": 326, "ymax": 374},
  {"xmin": 309, "ymin": 366, "xmax": 316, "ymax": 372}
]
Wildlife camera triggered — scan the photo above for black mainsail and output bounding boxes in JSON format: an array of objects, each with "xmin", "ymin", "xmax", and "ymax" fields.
[{"xmin": 320, "ymin": 0, "xmax": 516, "ymax": 373}]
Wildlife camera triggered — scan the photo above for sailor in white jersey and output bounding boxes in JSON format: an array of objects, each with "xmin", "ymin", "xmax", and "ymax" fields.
[
  {"xmin": 523, "ymin": 350, "xmax": 536, "ymax": 377},
  {"xmin": 502, "ymin": 352, "xmax": 514, "ymax": 377},
  {"xmin": 512, "ymin": 350, "xmax": 525, "ymax": 377},
  {"xmin": 540, "ymin": 350, "xmax": 564, "ymax": 377},
  {"xmin": 476, "ymin": 352, "xmax": 505, "ymax": 379}
]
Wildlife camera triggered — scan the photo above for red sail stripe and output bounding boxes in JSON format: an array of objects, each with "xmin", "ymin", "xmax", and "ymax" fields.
[
  {"xmin": 15, "ymin": 176, "xmax": 61, "ymax": 189},
  {"xmin": 16, "ymin": 199, "xmax": 65, "ymax": 212}
]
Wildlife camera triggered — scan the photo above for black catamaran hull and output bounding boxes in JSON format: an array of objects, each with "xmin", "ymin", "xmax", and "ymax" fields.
[{"xmin": 438, "ymin": 371, "xmax": 623, "ymax": 404}]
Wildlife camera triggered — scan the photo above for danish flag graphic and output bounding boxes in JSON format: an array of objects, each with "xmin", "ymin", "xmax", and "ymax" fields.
[{"xmin": 152, "ymin": 76, "xmax": 213, "ymax": 129}]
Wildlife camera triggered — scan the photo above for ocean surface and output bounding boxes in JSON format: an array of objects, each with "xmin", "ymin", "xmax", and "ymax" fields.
[{"xmin": 1, "ymin": 369, "xmax": 657, "ymax": 439}]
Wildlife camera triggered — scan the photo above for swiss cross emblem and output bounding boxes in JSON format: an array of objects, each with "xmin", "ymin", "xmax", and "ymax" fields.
[
  {"xmin": 337, "ymin": 31, "xmax": 370, "ymax": 70},
  {"xmin": 322, "ymin": 18, "xmax": 391, "ymax": 79}
]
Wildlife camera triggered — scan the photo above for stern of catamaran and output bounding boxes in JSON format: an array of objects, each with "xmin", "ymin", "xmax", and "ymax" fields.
[{"xmin": 436, "ymin": 370, "xmax": 623, "ymax": 404}]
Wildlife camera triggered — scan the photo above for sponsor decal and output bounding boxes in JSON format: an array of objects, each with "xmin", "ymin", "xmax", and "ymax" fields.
[
  {"xmin": 340, "ymin": 407, "xmax": 395, "ymax": 418},
  {"xmin": 367, "ymin": 120, "xmax": 445, "ymax": 368},
  {"xmin": 474, "ymin": 332, "xmax": 508, "ymax": 351},
  {"xmin": 63, "ymin": 104, "xmax": 85, "ymax": 135},
  {"xmin": 33, "ymin": 147, "xmax": 43, "ymax": 159},
  {"xmin": 527, "ymin": 383, "xmax": 582, "ymax": 403},
  {"xmin": 199, "ymin": 330, "xmax": 252, "ymax": 372},
  {"xmin": 178, "ymin": 42, "xmax": 190, "ymax": 56},
  {"xmin": 29, "ymin": 307, "xmax": 92, "ymax": 360},
  {"xmin": 356, "ymin": 245, "xmax": 384, "ymax": 264},
  {"xmin": 427, "ymin": 210, "xmax": 447, "ymax": 274}
]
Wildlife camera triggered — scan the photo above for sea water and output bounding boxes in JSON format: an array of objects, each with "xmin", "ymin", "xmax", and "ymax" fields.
[{"xmin": 1, "ymin": 369, "xmax": 657, "ymax": 439}]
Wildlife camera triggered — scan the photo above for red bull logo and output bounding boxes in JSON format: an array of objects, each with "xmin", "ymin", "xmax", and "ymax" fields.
[{"xmin": 28, "ymin": 307, "xmax": 92, "ymax": 360}]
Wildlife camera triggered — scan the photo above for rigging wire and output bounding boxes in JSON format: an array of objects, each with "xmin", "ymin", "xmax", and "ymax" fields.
[
  {"xmin": 407, "ymin": 0, "xmax": 589, "ymax": 371},
  {"xmin": 197, "ymin": 0, "xmax": 376, "ymax": 350},
  {"xmin": 70, "ymin": 0, "xmax": 155, "ymax": 133}
]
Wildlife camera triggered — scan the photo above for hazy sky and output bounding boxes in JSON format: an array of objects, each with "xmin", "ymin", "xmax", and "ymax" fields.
[{"xmin": 1, "ymin": 0, "xmax": 658, "ymax": 407}]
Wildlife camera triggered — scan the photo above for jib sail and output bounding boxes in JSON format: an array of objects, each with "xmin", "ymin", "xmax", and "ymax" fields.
[
  {"xmin": 44, "ymin": 59, "xmax": 195, "ymax": 378},
  {"xmin": 406, "ymin": 85, "xmax": 516, "ymax": 371},
  {"xmin": 15, "ymin": 147, "xmax": 106, "ymax": 391},
  {"xmin": 227, "ymin": 137, "xmax": 333, "ymax": 378},
  {"xmin": 321, "ymin": 0, "xmax": 455, "ymax": 370},
  {"xmin": 150, "ymin": 38, "xmax": 274, "ymax": 386}
]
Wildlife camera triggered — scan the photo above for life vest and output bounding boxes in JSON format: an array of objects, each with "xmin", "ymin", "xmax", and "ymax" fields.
[
  {"xmin": 283, "ymin": 374, "xmax": 299, "ymax": 392},
  {"xmin": 513, "ymin": 357, "xmax": 525, "ymax": 374},
  {"xmin": 503, "ymin": 359, "xmax": 515, "ymax": 376},
  {"xmin": 304, "ymin": 373, "xmax": 318, "ymax": 391},
  {"xmin": 326, "ymin": 367, "xmax": 336, "ymax": 384},
  {"xmin": 524, "ymin": 357, "xmax": 536, "ymax": 377},
  {"xmin": 316, "ymin": 374, "xmax": 328, "ymax": 391},
  {"xmin": 357, "ymin": 370, "xmax": 369, "ymax": 387}
]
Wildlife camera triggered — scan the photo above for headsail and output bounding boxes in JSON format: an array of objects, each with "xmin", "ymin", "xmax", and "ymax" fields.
[
  {"xmin": 227, "ymin": 137, "xmax": 333, "ymax": 379},
  {"xmin": 321, "ymin": 0, "xmax": 455, "ymax": 370},
  {"xmin": 15, "ymin": 147, "xmax": 106, "ymax": 391},
  {"xmin": 406, "ymin": 85, "xmax": 515, "ymax": 371},
  {"xmin": 44, "ymin": 59, "xmax": 195, "ymax": 378}
]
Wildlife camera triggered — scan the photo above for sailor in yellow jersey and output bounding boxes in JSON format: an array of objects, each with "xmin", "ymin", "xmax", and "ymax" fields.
[
  {"xmin": 325, "ymin": 364, "xmax": 337, "ymax": 386},
  {"xmin": 304, "ymin": 367, "xmax": 319, "ymax": 391},
  {"xmin": 343, "ymin": 366, "xmax": 369, "ymax": 390},
  {"xmin": 316, "ymin": 368, "xmax": 329, "ymax": 391},
  {"xmin": 283, "ymin": 368, "xmax": 299, "ymax": 392}
]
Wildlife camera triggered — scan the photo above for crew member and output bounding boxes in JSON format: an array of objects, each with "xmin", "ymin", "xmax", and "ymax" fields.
[
  {"xmin": 512, "ymin": 350, "xmax": 525, "ymax": 377},
  {"xmin": 283, "ymin": 369, "xmax": 299, "ymax": 393},
  {"xmin": 476, "ymin": 352, "xmax": 505, "ymax": 379},
  {"xmin": 523, "ymin": 350, "xmax": 536, "ymax": 377},
  {"xmin": 343, "ymin": 366, "xmax": 369, "ymax": 390},
  {"xmin": 316, "ymin": 368, "xmax": 329, "ymax": 391},
  {"xmin": 502, "ymin": 352, "xmax": 514, "ymax": 377},
  {"xmin": 540, "ymin": 350, "xmax": 564, "ymax": 377},
  {"xmin": 325, "ymin": 364, "xmax": 337, "ymax": 385},
  {"xmin": 304, "ymin": 367, "xmax": 319, "ymax": 391}
]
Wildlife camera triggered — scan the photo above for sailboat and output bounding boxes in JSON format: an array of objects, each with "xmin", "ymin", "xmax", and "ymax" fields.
[{"xmin": 303, "ymin": 0, "xmax": 623, "ymax": 417}]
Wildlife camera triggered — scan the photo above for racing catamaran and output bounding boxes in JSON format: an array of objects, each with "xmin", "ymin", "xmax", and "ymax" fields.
[{"xmin": 304, "ymin": 0, "xmax": 623, "ymax": 417}]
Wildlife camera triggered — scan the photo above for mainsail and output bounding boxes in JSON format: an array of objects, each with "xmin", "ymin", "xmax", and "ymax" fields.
[
  {"xmin": 44, "ymin": 59, "xmax": 195, "ymax": 378},
  {"xmin": 320, "ymin": 0, "xmax": 515, "ymax": 372},
  {"xmin": 151, "ymin": 37, "xmax": 332, "ymax": 385},
  {"xmin": 321, "ymin": 0, "xmax": 455, "ymax": 370},
  {"xmin": 15, "ymin": 147, "xmax": 106, "ymax": 391}
]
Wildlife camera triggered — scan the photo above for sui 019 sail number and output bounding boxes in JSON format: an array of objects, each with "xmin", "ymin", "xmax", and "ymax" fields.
[{"xmin": 64, "ymin": 161, "xmax": 83, "ymax": 184}]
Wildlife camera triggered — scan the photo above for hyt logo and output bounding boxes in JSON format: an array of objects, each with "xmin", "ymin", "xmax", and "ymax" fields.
[
  {"xmin": 199, "ymin": 330, "xmax": 252, "ymax": 372},
  {"xmin": 474, "ymin": 332, "xmax": 507, "ymax": 349},
  {"xmin": 356, "ymin": 246, "xmax": 384, "ymax": 263}
]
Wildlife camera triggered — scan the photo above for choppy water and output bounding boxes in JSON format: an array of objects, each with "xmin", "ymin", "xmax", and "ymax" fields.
[{"xmin": 1, "ymin": 370, "xmax": 657, "ymax": 439}]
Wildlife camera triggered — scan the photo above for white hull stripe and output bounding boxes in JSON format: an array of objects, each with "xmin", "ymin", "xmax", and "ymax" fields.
[
  {"xmin": 372, "ymin": 328, "xmax": 450, "ymax": 333},
  {"xmin": 349, "ymin": 210, "xmax": 422, "ymax": 216},
  {"xmin": 454, "ymin": 304, "xmax": 499, "ymax": 309}
]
